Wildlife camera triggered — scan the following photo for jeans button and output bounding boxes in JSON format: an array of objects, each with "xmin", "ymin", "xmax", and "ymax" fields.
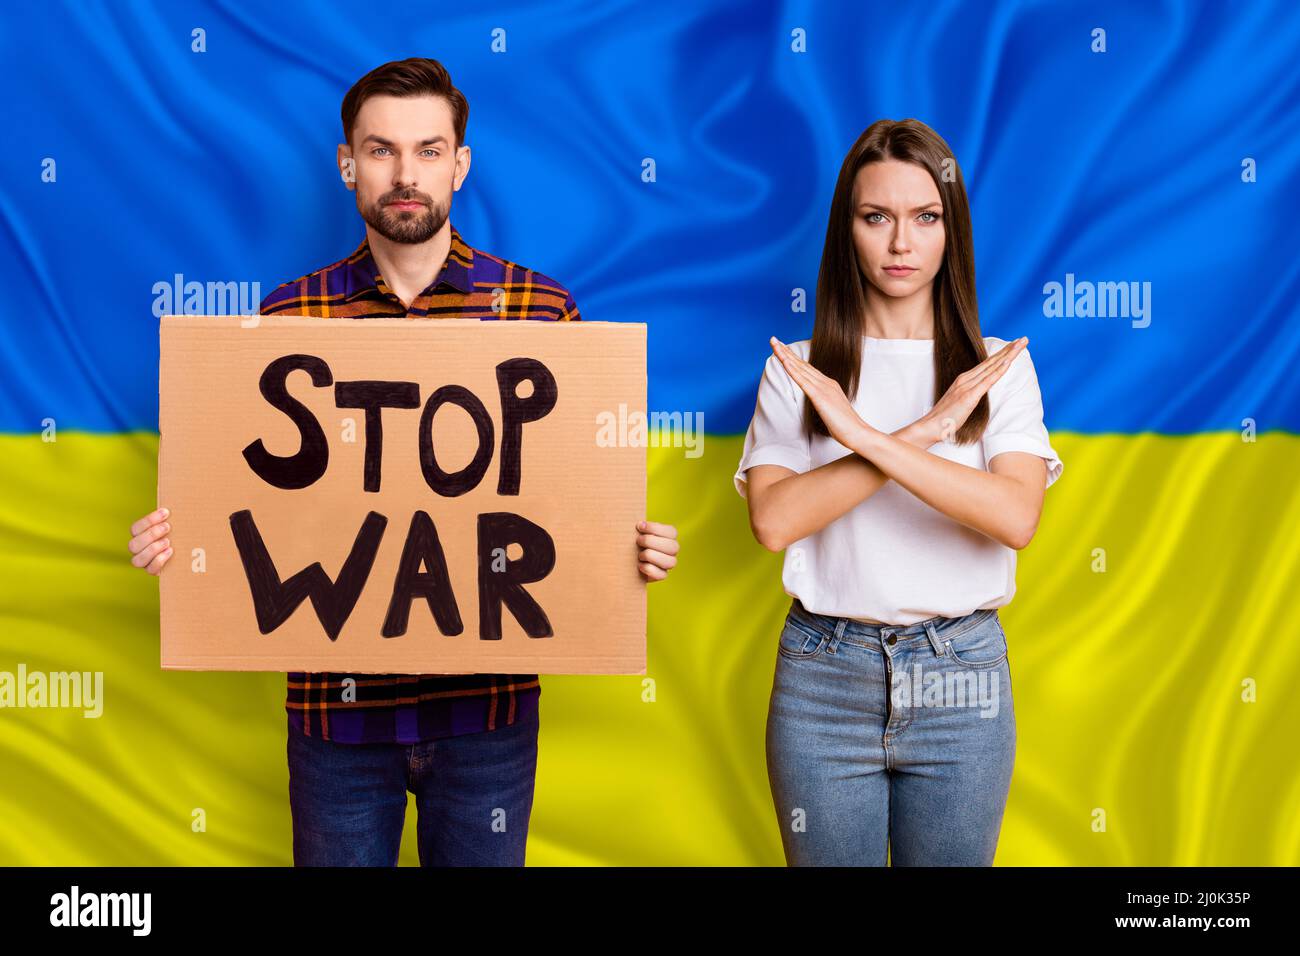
[{"xmin": 886, "ymin": 634, "xmax": 897, "ymax": 646}]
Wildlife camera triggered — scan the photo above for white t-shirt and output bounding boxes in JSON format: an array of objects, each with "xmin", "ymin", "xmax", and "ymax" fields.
[{"xmin": 733, "ymin": 335, "xmax": 1063, "ymax": 626}]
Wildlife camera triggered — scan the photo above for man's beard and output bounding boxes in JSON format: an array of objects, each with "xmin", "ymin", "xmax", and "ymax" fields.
[{"xmin": 359, "ymin": 189, "xmax": 447, "ymax": 244}]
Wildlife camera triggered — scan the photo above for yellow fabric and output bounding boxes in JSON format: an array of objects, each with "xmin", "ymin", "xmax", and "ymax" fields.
[{"xmin": 1, "ymin": 431, "xmax": 1295, "ymax": 864}]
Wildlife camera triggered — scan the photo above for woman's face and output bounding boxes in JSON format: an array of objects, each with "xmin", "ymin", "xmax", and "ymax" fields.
[{"xmin": 851, "ymin": 158, "xmax": 946, "ymax": 299}]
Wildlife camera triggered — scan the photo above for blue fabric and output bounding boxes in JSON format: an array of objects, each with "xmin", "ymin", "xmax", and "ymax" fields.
[
  {"xmin": 767, "ymin": 602, "xmax": 1016, "ymax": 865},
  {"xmin": 2, "ymin": 0, "xmax": 1297, "ymax": 434},
  {"xmin": 286, "ymin": 709, "xmax": 539, "ymax": 865}
]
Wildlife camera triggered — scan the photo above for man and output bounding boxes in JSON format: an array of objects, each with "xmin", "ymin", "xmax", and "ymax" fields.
[{"xmin": 127, "ymin": 57, "xmax": 679, "ymax": 866}]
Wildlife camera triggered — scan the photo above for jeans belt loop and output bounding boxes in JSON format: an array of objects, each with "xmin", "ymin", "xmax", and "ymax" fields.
[
  {"xmin": 829, "ymin": 618, "xmax": 847, "ymax": 654},
  {"xmin": 924, "ymin": 621, "xmax": 946, "ymax": 657}
]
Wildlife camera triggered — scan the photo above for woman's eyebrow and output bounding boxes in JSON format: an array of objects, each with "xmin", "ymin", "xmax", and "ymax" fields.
[{"xmin": 857, "ymin": 201, "xmax": 944, "ymax": 212}]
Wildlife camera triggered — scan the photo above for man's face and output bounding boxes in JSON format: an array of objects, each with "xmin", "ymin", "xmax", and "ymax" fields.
[{"xmin": 339, "ymin": 94, "xmax": 470, "ymax": 244}]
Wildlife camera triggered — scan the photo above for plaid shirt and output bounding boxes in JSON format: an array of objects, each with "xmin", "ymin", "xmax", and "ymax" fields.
[{"xmin": 259, "ymin": 223, "xmax": 580, "ymax": 743}]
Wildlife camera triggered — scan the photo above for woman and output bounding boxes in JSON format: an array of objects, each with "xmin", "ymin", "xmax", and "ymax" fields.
[{"xmin": 734, "ymin": 118, "xmax": 1063, "ymax": 866}]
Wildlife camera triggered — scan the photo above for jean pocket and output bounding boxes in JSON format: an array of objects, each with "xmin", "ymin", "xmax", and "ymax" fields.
[
  {"xmin": 942, "ymin": 614, "xmax": 1008, "ymax": 669},
  {"xmin": 776, "ymin": 616, "xmax": 827, "ymax": 661}
]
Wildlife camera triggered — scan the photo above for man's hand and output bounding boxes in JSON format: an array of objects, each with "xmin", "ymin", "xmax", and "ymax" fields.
[
  {"xmin": 128, "ymin": 506, "xmax": 173, "ymax": 575},
  {"xmin": 636, "ymin": 520, "xmax": 679, "ymax": 582}
]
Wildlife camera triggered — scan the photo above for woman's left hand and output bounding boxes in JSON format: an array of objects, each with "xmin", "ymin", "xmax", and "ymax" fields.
[{"xmin": 770, "ymin": 337, "xmax": 875, "ymax": 449}]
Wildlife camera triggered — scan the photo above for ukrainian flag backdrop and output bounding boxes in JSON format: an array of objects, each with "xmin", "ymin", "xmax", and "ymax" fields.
[{"xmin": 2, "ymin": 0, "xmax": 1298, "ymax": 866}]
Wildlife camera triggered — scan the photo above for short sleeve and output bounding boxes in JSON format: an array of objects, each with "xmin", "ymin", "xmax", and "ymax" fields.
[
  {"xmin": 733, "ymin": 351, "xmax": 812, "ymax": 498},
  {"xmin": 982, "ymin": 347, "xmax": 1063, "ymax": 489}
]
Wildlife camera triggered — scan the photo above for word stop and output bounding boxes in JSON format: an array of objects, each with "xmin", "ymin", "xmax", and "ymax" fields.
[{"xmin": 241, "ymin": 352, "xmax": 558, "ymax": 495}]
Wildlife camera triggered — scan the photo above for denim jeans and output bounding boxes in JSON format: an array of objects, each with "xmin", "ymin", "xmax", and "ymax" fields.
[
  {"xmin": 766, "ymin": 599, "xmax": 1016, "ymax": 866},
  {"xmin": 286, "ymin": 709, "xmax": 539, "ymax": 866}
]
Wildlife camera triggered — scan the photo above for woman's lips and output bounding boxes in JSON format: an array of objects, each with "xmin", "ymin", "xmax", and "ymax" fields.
[{"xmin": 883, "ymin": 266, "xmax": 916, "ymax": 276}]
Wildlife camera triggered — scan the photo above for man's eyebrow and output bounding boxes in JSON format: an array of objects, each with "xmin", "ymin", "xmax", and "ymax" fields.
[
  {"xmin": 858, "ymin": 201, "xmax": 944, "ymax": 213},
  {"xmin": 360, "ymin": 135, "xmax": 449, "ymax": 147}
]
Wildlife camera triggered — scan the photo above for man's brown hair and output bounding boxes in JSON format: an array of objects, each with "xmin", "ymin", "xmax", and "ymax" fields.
[{"xmin": 340, "ymin": 57, "xmax": 469, "ymax": 148}]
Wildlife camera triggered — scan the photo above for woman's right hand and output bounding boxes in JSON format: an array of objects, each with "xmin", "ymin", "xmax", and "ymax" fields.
[
  {"xmin": 128, "ymin": 507, "xmax": 173, "ymax": 575},
  {"xmin": 920, "ymin": 337, "xmax": 1027, "ymax": 444}
]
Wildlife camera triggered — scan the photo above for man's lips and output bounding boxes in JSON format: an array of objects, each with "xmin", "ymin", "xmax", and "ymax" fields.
[{"xmin": 387, "ymin": 200, "xmax": 426, "ymax": 210}]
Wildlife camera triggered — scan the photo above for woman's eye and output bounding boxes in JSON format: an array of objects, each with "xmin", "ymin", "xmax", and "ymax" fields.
[
  {"xmin": 864, "ymin": 212, "xmax": 885, "ymax": 223},
  {"xmin": 919, "ymin": 211, "xmax": 941, "ymax": 223}
]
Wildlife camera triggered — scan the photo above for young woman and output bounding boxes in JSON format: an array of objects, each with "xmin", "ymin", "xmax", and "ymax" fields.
[{"xmin": 734, "ymin": 118, "xmax": 1063, "ymax": 866}]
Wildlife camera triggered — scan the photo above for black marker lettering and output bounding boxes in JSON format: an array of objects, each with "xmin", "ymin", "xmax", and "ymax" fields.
[
  {"xmin": 495, "ymin": 357, "xmax": 558, "ymax": 495},
  {"xmin": 229, "ymin": 508, "xmax": 386, "ymax": 641},
  {"xmin": 477, "ymin": 512, "xmax": 555, "ymax": 640},
  {"xmin": 334, "ymin": 379, "xmax": 420, "ymax": 492},
  {"xmin": 418, "ymin": 384, "xmax": 494, "ymax": 496},
  {"xmin": 242, "ymin": 354, "xmax": 332, "ymax": 489},
  {"xmin": 382, "ymin": 510, "xmax": 464, "ymax": 637}
]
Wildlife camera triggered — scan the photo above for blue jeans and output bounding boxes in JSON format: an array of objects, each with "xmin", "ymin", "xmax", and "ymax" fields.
[
  {"xmin": 766, "ymin": 599, "xmax": 1016, "ymax": 866},
  {"xmin": 286, "ymin": 710, "xmax": 539, "ymax": 866}
]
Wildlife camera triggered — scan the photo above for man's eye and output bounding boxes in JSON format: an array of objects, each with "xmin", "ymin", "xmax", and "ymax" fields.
[
  {"xmin": 421, "ymin": 149, "xmax": 438, "ymax": 157},
  {"xmin": 372, "ymin": 147, "xmax": 390, "ymax": 157}
]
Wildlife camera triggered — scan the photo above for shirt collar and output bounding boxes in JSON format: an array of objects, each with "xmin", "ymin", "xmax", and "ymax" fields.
[{"xmin": 346, "ymin": 222, "xmax": 476, "ymax": 299}]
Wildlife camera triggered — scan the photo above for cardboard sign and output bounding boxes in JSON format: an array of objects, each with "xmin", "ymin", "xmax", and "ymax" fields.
[{"xmin": 158, "ymin": 315, "xmax": 646, "ymax": 674}]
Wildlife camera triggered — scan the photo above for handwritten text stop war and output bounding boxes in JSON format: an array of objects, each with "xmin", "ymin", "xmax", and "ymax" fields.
[{"xmin": 231, "ymin": 353, "xmax": 560, "ymax": 643}]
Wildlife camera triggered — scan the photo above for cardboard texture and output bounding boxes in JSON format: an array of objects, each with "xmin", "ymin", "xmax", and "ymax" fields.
[{"xmin": 158, "ymin": 315, "xmax": 647, "ymax": 674}]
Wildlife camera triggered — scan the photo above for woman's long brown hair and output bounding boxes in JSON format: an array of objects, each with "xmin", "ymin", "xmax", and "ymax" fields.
[{"xmin": 805, "ymin": 118, "xmax": 989, "ymax": 445}]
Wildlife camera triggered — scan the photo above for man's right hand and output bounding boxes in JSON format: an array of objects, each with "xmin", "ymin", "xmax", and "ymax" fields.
[{"xmin": 128, "ymin": 507, "xmax": 173, "ymax": 575}]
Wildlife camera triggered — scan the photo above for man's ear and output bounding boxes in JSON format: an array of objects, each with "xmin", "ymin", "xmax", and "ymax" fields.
[
  {"xmin": 453, "ymin": 144, "xmax": 471, "ymax": 192},
  {"xmin": 337, "ymin": 143, "xmax": 356, "ymax": 191}
]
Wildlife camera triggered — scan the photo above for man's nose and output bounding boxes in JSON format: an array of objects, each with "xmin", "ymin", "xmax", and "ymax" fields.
[{"xmin": 393, "ymin": 154, "xmax": 418, "ymax": 189}]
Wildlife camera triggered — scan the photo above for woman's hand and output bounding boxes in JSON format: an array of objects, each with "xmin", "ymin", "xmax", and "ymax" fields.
[
  {"xmin": 769, "ymin": 337, "xmax": 874, "ymax": 449},
  {"xmin": 637, "ymin": 520, "xmax": 678, "ymax": 582},
  {"xmin": 919, "ymin": 337, "xmax": 1027, "ymax": 444}
]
